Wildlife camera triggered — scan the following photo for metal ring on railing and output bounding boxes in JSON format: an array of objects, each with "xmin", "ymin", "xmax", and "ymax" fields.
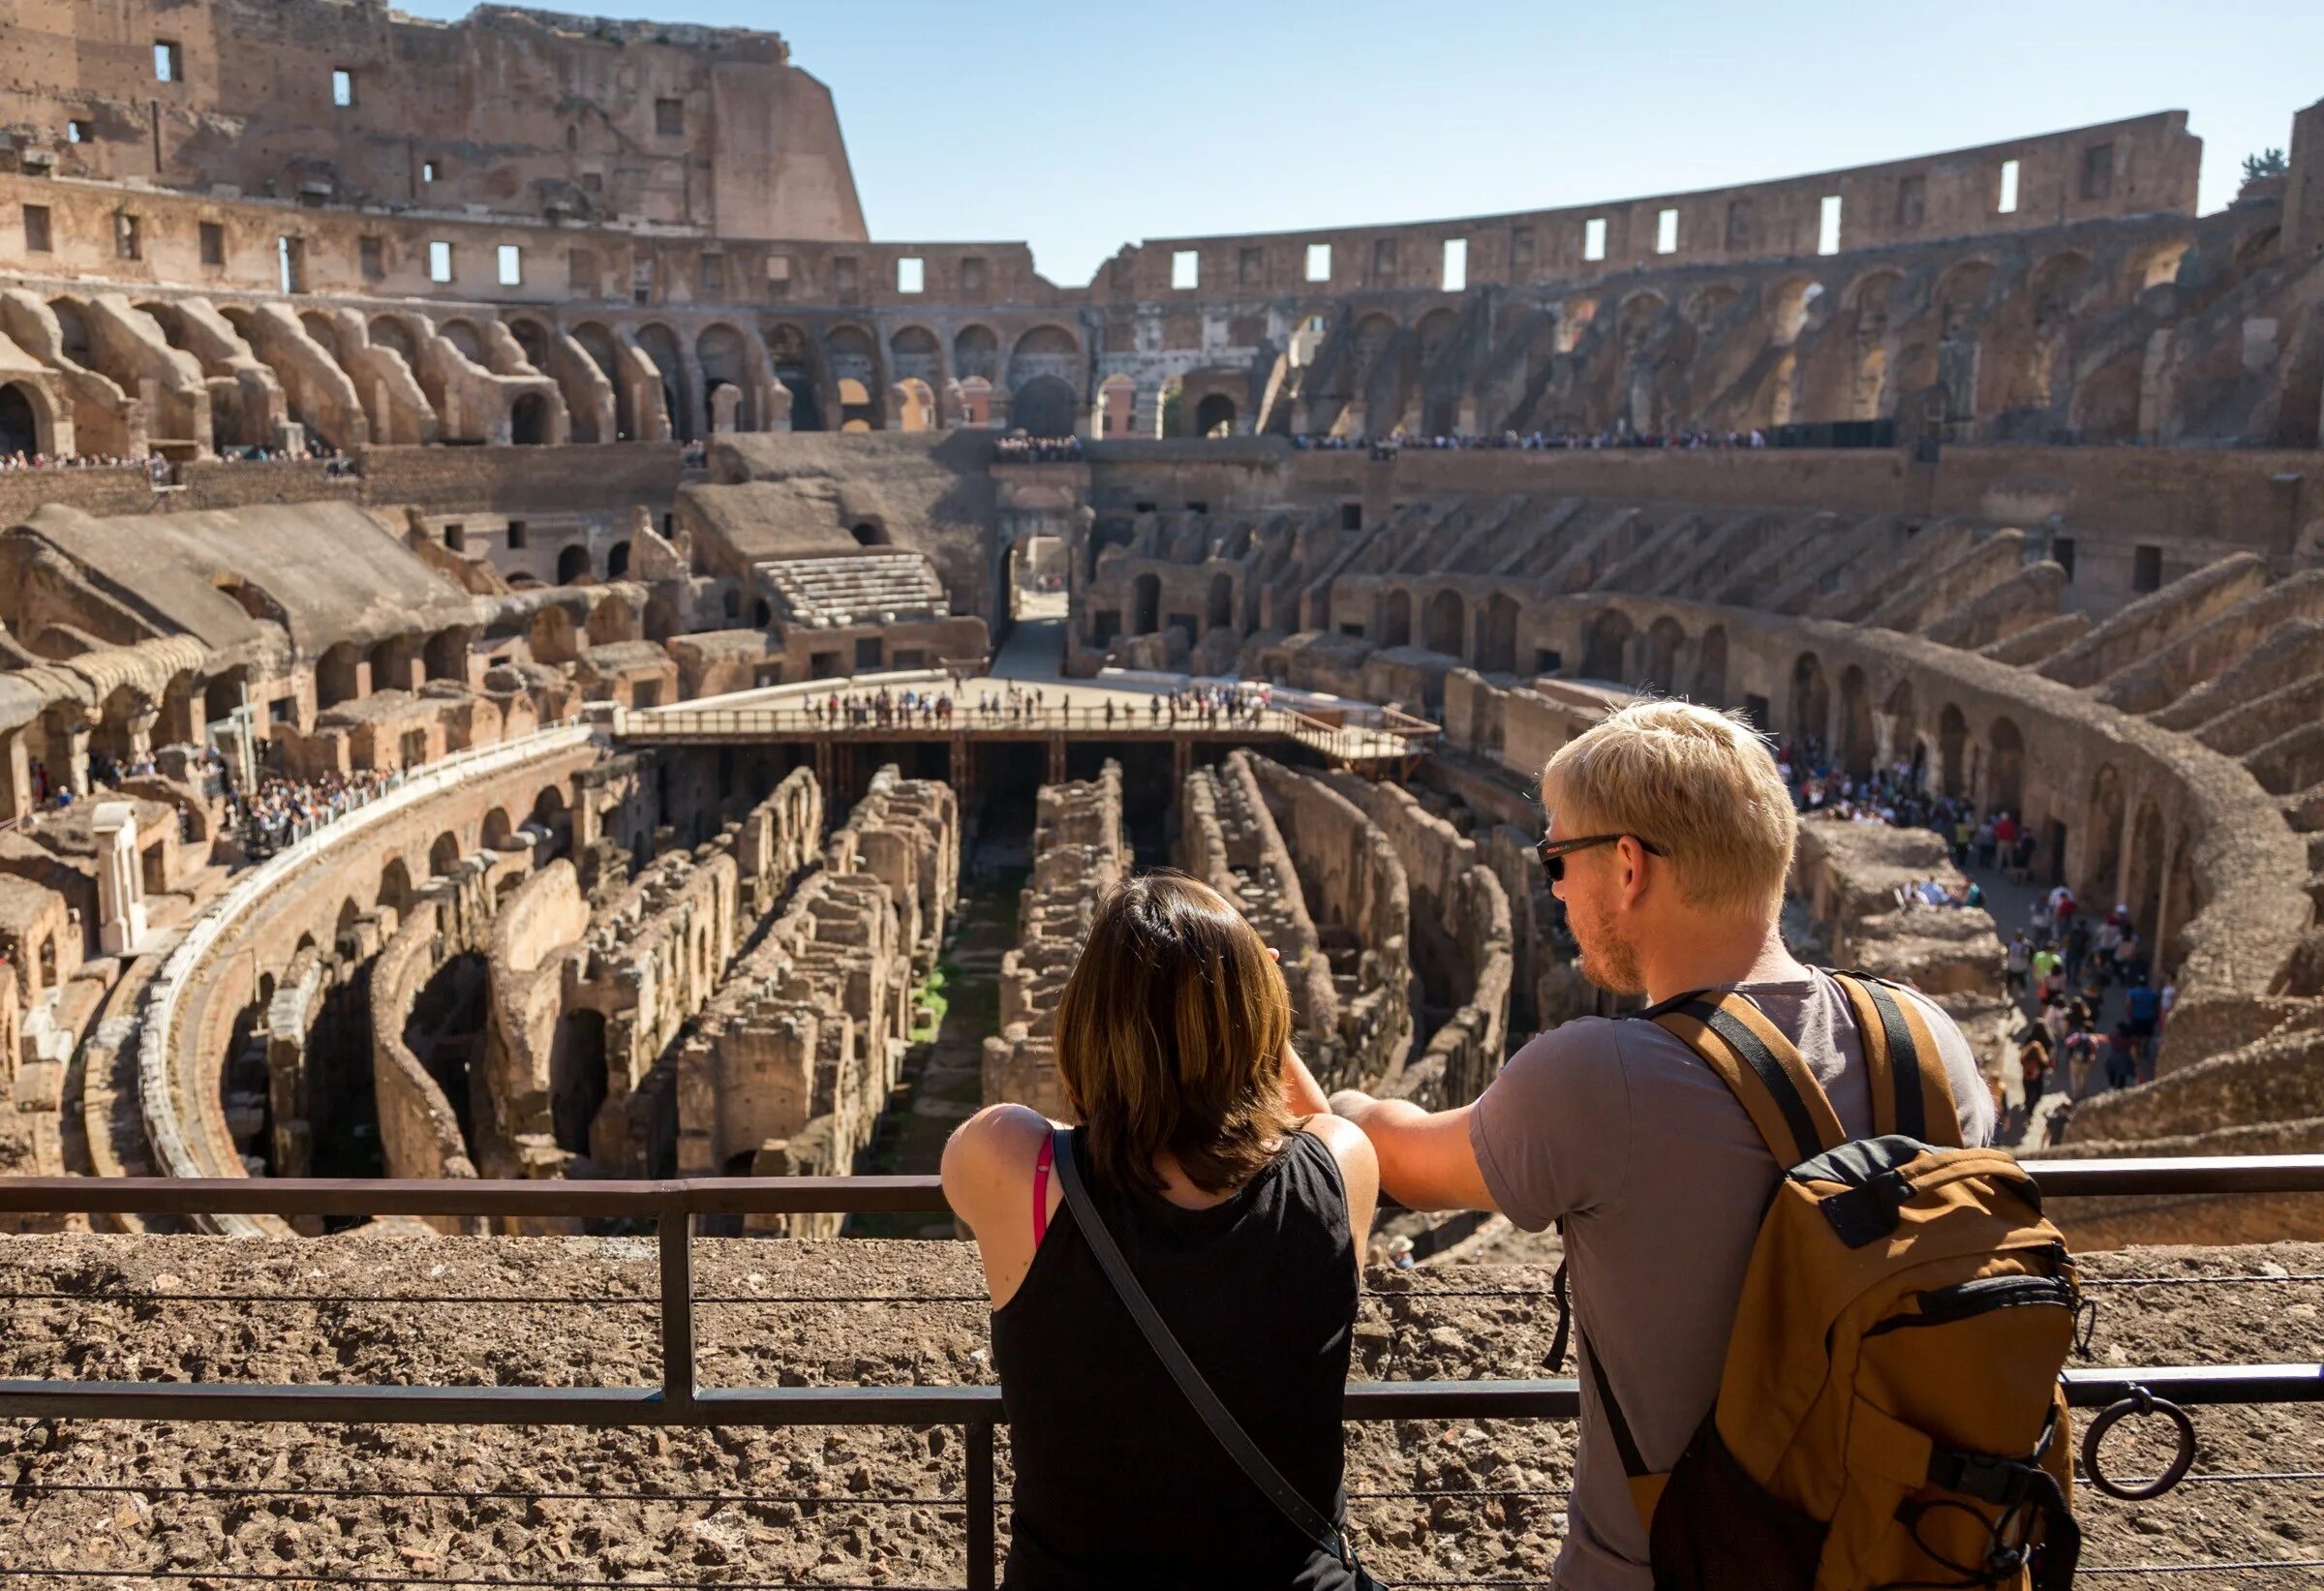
[{"xmin": 2081, "ymin": 1385, "xmax": 2198, "ymax": 1500}]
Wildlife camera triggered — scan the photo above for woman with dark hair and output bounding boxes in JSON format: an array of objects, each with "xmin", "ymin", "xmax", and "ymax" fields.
[{"xmin": 943, "ymin": 871, "xmax": 1378, "ymax": 1589}]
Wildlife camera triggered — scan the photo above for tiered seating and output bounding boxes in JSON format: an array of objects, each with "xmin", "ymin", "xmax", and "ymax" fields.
[{"xmin": 759, "ymin": 552, "xmax": 950, "ymax": 628}]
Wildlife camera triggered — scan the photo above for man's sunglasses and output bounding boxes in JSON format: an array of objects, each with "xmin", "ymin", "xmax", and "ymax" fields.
[{"xmin": 1536, "ymin": 832, "xmax": 1666, "ymax": 881}]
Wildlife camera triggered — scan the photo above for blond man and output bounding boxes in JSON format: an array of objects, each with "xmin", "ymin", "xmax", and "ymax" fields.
[{"xmin": 1331, "ymin": 699, "xmax": 1991, "ymax": 1591}]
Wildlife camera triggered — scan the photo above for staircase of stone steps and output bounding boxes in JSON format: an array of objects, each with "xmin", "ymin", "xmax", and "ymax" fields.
[{"xmin": 760, "ymin": 552, "xmax": 949, "ymax": 627}]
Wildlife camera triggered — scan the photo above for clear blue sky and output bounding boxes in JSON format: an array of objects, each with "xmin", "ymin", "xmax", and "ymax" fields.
[{"xmin": 401, "ymin": 0, "xmax": 2321, "ymax": 287}]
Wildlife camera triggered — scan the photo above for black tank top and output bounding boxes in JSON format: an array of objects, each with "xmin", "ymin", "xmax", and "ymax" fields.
[{"xmin": 992, "ymin": 1125, "xmax": 1360, "ymax": 1590}]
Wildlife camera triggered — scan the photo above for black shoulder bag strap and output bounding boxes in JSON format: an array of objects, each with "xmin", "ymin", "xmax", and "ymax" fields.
[{"xmin": 1050, "ymin": 1129, "xmax": 1380, "ymax": 1584}]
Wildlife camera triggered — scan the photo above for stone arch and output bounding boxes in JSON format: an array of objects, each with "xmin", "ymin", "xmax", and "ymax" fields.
[
  {"xmin": 0, "ymin": 380, "xmax": 49, "ymax": 457},
  {"xmin": 1694, "ymin": 625, "xmax": 1728, "ymax": 703},
  {"xmin": 1789, "ymin": 653, "xmax": 1831, "ymax": 748},
  {"xmin": 508, "ymin": 391, "xmax": 551, "ymax": 445},
  {"xmin": 1011, "ymin": 375, "xmax": 1078, "ymax": 440},
  {"xmin": 633, "ymin": 322, "xmax": 690, "ymax": 442},
  {"xmin": 1382, "ymin": 589, "xmax": 1413, "ymax": 649},
  {"xmin": 1684, "ymin": 284, "xmax": 1740, "ymax": 329},
  {"xmin": 606, "ymin": 540, "xmax": 631, "ymax": 578},
  {"xmin": 505, "ymin": 317, "xmax": 551, "ymax": 370},
  {"xmin": 1193, "ymin": 392, "xmax": 1237, "ymax": 438},
  {"xmin": 1881, "ymin": 675, "xmax": 1918, "ymax": 772},
  {"xmin": 952, "ymin": 323, "xmax": 1001, "ymax": 384},
  {"xmin": 366, "ymin": 634, "xmax": 413, "ymax": 695},
  {"xmin": 764, "ymin": 322, "xmax": 822, "ymax": 432},
  {"xmin": 695, "ymin": 321, "xmax": 756, "ymax": 432},
  {"xmin": 437, "ymin": 318, "xmax": 487, "ymax": 365},
  {"xmin": 1837, "ymin": 664, "xmax": 1876, "ymax": 776},
  {"xmin": 850, "ymin": 520, "xmax": 889, "ymax": 548},
  {"xmin": 1933, "ymin": 260, "xmax": 1997, "ymax": 339},
  {"xmin": 1641, "ymin": 617, "xmax": 1686, "ymax": 696},
  {"xmin": 481, "ymin": 807, "xmax": 514, "ymax": 851},
  {"xmin": 550, "ymin": 1008, "xmax": 608, "ymax": 1157},
  {"xmin": 1851, "ymin": 344, "xmax": 1889, "ymax": 421},
  {"xmin": 2125, "ymin": 795, "xmax": 2165, "ymax": 935},
  {"xmin": 1423, "ymin": 589, "xmax": 1465, "ymax": 658},
  {"xmin": 1767, "ymin": 277, "xmax": 1823, "ymax": 347},
  {"xmin": 826, "ymin": 323, "xmax": 882, "ymax": 430},
  {"xmin": 1582, "ymin": 610, "xmax": 1635, "ymax": 682},
  {"xmin": 424, "ymin": 627, "xmax": 470, "ymax": 683},
  {"xmin": 1207, "ymin": 572, "xmax": 1234, "ymax": 632},
  {"xmin": 428, "ymin": 831, "xmax": 462, "ymax": 877},
  {"xmin": 2085, "ymin": 765, "xmax": 2126, "ymax": 901},
  {"xmin": 1986, "ymin": 717, "xmax": 2026, "ymax": 816},
  {"xmin": 367, "ymin": 314, "xmax": 421, "ymax": 367},
  {"xmin": 378, "ymin": 855, "xmax": 414, "ymax": 918},
  {"xmin": 1008, "ymin": 324, "xmax": 1080, "ymax": 406},
  {"xmin": 2129, "ymin": 240, "xmax": 2191, "ymax": 296},
  {"xmin": 891, "ymin": 378, "xmax": 936, "ymax": 432},
  {"xmin": 557, "ymin": 544, "xmax": 592, "ymax": 585},
  {"xmin": 1477, "ymin": 593, "xmax": 1519, "ymax": 675},
  {"xmin": 1936, "ymin": 704, "xmax": 1968, "ymax": 796},
  {"xmin": 317, "ymin": 641, "xmax": 362, "ymax": 709},
  {"xmin": 1094, "ymin": 372, "xmax": 1137, "ymax": 439},
  {"xmin": 571, "ymin": 321, "xmax": 630, "ymax": 439},
  {"xmin": 1132, "ymin": 572, "xmax": 1160, "ymax": 635},
  {"xmin": 2029, "ymin": 251, "xmax": 2093, "ymax": 324},
  {"xmin": 2159, "ymin": 824, "xmax": 2196, "ymax": 972}
]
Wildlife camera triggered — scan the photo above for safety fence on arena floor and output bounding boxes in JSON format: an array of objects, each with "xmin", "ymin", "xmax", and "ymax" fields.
[{"xmin": 2, "ymin": 1157, "xmax": 2323, "ymax": 1587}]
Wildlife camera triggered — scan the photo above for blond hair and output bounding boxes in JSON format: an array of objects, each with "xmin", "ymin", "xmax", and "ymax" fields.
[{"xmin": 1541, "ymin": 698, "xmax": 1796, "ymax": 915}]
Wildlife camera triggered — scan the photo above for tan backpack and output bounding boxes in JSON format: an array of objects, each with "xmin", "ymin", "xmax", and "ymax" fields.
[{"xmin": 1588, "ymin": 969, "xmax": 2082, "ymax": 1591}]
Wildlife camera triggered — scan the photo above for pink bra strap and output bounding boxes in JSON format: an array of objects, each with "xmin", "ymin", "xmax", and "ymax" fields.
[{"xmin": 1032, "ymin": 1132, "xmax": 1055, "ymax": 1245}]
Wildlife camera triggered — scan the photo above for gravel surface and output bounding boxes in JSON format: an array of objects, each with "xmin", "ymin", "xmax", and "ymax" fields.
[{"xmin": 1, "ymin": 1234, "xmax": 2321, "ymax": 1586}]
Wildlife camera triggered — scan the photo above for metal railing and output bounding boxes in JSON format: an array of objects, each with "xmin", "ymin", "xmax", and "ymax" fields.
[{"xmin": 3, "ymin": 1157, "xmax": 2323, "ymax": 1584}]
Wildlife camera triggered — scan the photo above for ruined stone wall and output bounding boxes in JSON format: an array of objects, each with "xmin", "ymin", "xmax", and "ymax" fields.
[
  {"xmin": 1177, "ymin": 750, "xmax": 1339, "ymax": 1073},
  {"xmin": 1320, "ymin": 772, "xmax": 1512, "ymax": 1108},
  {"xmin": 1244, "ymin": 756, "xmax": 1415, "ymax": 1094},
  {"xmin": 673, "ymin": 768, "xmax": 951, "ymax": 1232},
  {"xmin": 983, "ymin": 762, "xmax": 1127, "ymax": 1119}
]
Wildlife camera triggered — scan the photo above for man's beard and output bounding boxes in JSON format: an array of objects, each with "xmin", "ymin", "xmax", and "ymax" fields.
[{"xmin": 1575, "ymin": 898, "xmax": 1644, "ymax": 995}]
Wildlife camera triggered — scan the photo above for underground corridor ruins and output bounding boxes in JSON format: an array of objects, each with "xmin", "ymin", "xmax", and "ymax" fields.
[{"xmin": 0, "ymin": 1, "xmax": 2320, "ymax": 1583}]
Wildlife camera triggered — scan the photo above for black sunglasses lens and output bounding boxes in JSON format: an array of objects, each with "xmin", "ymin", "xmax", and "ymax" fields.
[{"xmin": 1542, "ymin": 852, "xmax": 1564, "ymax": 882}]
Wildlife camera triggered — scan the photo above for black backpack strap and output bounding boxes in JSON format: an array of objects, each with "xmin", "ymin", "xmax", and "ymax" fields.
[
  {"xmin": 1651, "ymin": 992, "xmax": 1848, "ymax": 1167},
  {"xmin": 1050, "ymin": 1129, "xmax": 1359, "ymax": 1573}
]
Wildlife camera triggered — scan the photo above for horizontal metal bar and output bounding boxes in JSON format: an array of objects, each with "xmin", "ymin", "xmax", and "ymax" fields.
[
  {"xmin": 6, "ymin": 1158, "xmax": 2324, "ymax": 1219},
  {"xmin": 2, "ymin": 1367, "xmax": 2316, "ymax": 1428}
]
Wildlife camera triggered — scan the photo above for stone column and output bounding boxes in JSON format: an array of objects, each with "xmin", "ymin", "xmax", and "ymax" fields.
[
  {"xmin": 126, "ymin": 707, "xmax": 160, "ymax": 765},
  {"xmin": 0, "ymin": 729, "xmax": 26, "ymax": 822}
]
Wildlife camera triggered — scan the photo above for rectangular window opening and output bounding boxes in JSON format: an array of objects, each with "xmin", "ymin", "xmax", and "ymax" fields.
[
  {"xmin": 1340, "ymin": 503, "xmax": 1362, "ymax": 531},
  {"xmin": 428, "ymin": 239, "xmax": 453, "ymax": 284},
  {"xmin": 506, "ymin": 520, "xmax": 529, "ymax": 550},
  {"xmin": 154, "ymin": 41, "xmax": 180, "ymax": 83},
  {"xmin": 421, "ymin": 160, "xmax": 439, "ymax": 185},
  {"xmin": 22, "ymin": 204, "xmax": 50, "ymax": 254},
  {"xmin": 1583, "ymin": 217, "xmax": 1607, "ymax": 262},
  {"xmin": 655, "ymin": 98, "xmax": 683, "ymax": 137},
  {"xmin": 2081, "ymin": 143, "xmax": 2114, "ymax": 201},
  {"xmin": 332, "ymin": 69, "xmax": 353, "ymax": 107},
  {"xmin": 699, "ymin": 251, "xmax": 724, "ymax": 292},
  {"xmin": 2053, "ymin": 535, "xmax": 2076, "ymax": 581},
  {"xmin": 897, "ymin": 256, "xmax": 924, "ymax": 293},
  {"xmin": 1305, "ymin": 242, "xmax": 1332, "ymax": 283},
  {"xmin": 114, "ymin": 211, "xmax": 140, "ymax": 260},
  {"xmin": 1817, "ymin": 195, "xmax": 1843, "ymax": 257},
  {"xmin": 766, "ymin": 254, "xmax": 792, "ymax": 298},
  {"xmin": 497, "ymin": 243, "xmax": 522, "ymax": 287},
  {"xmin": 359, "ymin": 234, "xmax": 383, "ymax": 280},
  {"xmin": 1171, "ymin": 249, "xmax": 1199, "ymax": 291},
  {"xmin": 278, "ymin": 234, "xmax": 304, "ymax": 294},
  {"xmin": 1655, "ymin": 207, "xmax": 1678, "ymax": 255},
  {"xmin": 199, "ymin": 221, "xmax": 225, "ymax": 266},
  {"xmin": 1441, "ymin": 236, "xmax": 1468, "ymax": 291},
  {"xmin": 2133, "ymin": 544, "xmax": 2162, "ymax": 595},
  {"xmin": 1997, "ymin": 158, "xmax": 2021, "ymax": 214},
  {"xmin": 66, "ymin": 119, "xmax": 90, "ymax": 144}
]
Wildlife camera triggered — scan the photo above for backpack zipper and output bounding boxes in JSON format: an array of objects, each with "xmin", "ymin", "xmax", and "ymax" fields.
[{"xmin": 1862, "ymin": 1272, "xmax": 2079, "ymax": 1337}]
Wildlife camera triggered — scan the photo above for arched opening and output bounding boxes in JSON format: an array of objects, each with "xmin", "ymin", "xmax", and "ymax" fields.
[
  {"xmin": 1382, "ymin": 590, "xmax": 1413, "ymax": 649},
  {"xmin": 1837, "ymin": 665, "xmax": 1876, "ymax": 777},
  {"xmin": 1937, "ymin": 704, "xmax": 1968, "ymax": 796},
  {"xmin": 1132, "ymin": 573, "xmax": 1161, "ymax": 635},
  {"xmin": 1582, "ymin": 611, "xmax": 1635, "ymax": 682},
  {"xmin": 508, "ymin": 392, "xmax": 550, "ymax": 445},
  {"xmin": 550, "ymin": 1008, "xmax": 609, "ymax": 1159},
  {"xmin": 1882, "ymin": 676, "xmax": 1918, "ymax": 773},
  {"xmin": 1695, "ymin": 626, "xmax": 1728, "ymax": 703},
  {"xmin": 953, "ymin": 324, "xmax": 1001, "ymax": 385},
  {"xmin": 1641, "ymin": 618, "xmax": 1686, "ymax": 696},
  {"xmin": 892, "ymin": 378, "xmax": 936, "ymax": 432},
  {"xmin": 1987, "ymin": 718, "xmax": 2026, "ymax": 816},
  {"xmin": 2159, "ymin": 825, "xmax": 2197, "ymax": 972},
  {"xmin": 634, "ymin": 324, "xmax": 689, "ymax": 442},
  {"xmin": 1424, "ymin": 590, "xmax": 1465, "ymax": 658},
  {"xmin": 1478, "ymin": 594, "xmax": 1519, "ymax": 675},
  {"xmin": 605, "ymin": 541, "xmax": 631, "ymax": 579},
  {"xmin": 530, "ymin": 785, "xmax": 569, "ymax": 857},
  {"xmin": 0, "ymin": 382, "xmax": 42, "ymax": 457},
  {"xmin": 2126, "ymin": 797, "xmax": 2165, "ymax": 935},
  {"xmin": 481, "ymin": 808, "xmax": 514, "ymax": 851},
  {"xmin": 438, "ymin": 319, "xmax": 487, "ymax": 365},
  {"xmin": 765, "ymin": 323, "xmax": 822, "ymax": 433},
  {"xmin": 378, "ymin": 856, "xmax": 414, "ymax": 919},
  {"xmin": 424, "ymin": 628, "xmax": 468, "ymax": 683},
  {"xmin": 366, "ymin": 635, "xmax": 412, "ymax": 695},
  {"xmin": 572, "ymin": 321, "xmax": 631, "ymax": 440},
  {"xmin": 1789, "ymin": 654, "xmax": 1831, "ymax": 749},
  {"xmin": 850, "ymin": 521, "xmax": 889, "ymax": 548},
  {"xmin": 1207, "ymin": 573, "xmax": 1234, "ymax": 632},
  {"xmin": 827, "ymin": 325, "xmax": 881, "ymax": 431},
  {"xmin": 1194, "ymin": 393, "xmax": 1237, "ymax": 438},
  {"xmin": 695, "ymin": 323, "xmax": 754, "ymax": 432},
  {"xmin": 317, "ymin": 642, "xmax": 362, "ymax": 709},
  {"xmin": 1768, "ymin": 279, "xmax": 1822, "ymax": 347},
  {"xmin": 1011, "ymin": 376, "xmax": 1078, "ymax": 440},
  {"xmin": 407, "ymin": 951, "xmax": 488, "ymax": 1161},
  {"xmin": 505, "ymin": 318, "xmax": 550, "ymax": 370},
  {"xmin": 557, "ymin": 545, "xmax": 592, "ymax": 586},
  {"xmin": 428, "ymin": 831, "xmax": 462, "ymax": 877}
]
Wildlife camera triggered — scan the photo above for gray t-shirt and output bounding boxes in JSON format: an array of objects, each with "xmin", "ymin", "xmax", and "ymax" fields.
[{"xmin": 1467, "ymin": 971, "xmax": 1993, "ymax": 1591}]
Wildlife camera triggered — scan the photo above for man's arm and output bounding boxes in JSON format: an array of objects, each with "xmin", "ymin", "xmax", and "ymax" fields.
[{"xmin": 1329, "ymin": 1090, "xmax": 1500, "ymax": 1214}]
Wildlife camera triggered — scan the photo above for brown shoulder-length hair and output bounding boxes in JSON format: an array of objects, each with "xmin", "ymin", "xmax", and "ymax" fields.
[{"xmin": 1054, "ymin": 870, "xmax": 1297, "ymax": 1198}]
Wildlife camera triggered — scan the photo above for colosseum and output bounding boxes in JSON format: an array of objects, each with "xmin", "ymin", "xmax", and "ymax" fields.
[{"xmin": 0, "ymin": 2, "xmax": 2320, "ymax": 1582}]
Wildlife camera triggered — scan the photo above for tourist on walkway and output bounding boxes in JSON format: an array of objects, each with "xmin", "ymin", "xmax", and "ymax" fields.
[
  {"xmin": 942, "ymin": 872, "xmax": 1378, "ymax": 1588},
  {"xmin": 1325, "ymin": 700, "xmax": 1991, "ymax": 1589}
]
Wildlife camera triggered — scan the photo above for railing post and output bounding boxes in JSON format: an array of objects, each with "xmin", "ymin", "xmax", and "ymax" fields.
[
  {"xmin": 657, "ymin": 1197, "xmax": 696, "ymax": 1418},
  {"xmin": 966, "ymin": 1418, "xmax": 996, "ymax": 1591}
]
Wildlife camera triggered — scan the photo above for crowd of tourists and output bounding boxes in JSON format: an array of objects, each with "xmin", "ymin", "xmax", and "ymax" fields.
[
  {"xmin": 227, "ymin": 766, "xmax": 400, "ymax": 856},
  {"xmin": 993, "ymin": 435, "xmax": 1084, "ymax": 464},
  {"xmin": 0, "ymin": 450, "xmax": 149, "ymax": 473},
  {"xmin": 1292, "ymin": 426, "xmax": 1774, "ymax": 454}
]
